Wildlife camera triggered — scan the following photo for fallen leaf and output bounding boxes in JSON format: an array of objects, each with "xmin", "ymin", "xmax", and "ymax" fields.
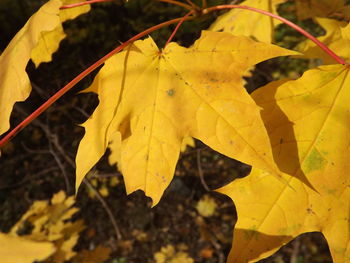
[
  {"xmin": 72, "ymin": 245, "xmax": 111, "ymax": 263},
  {"xmin": 196, "ymin": 195, "xmax": 217, "ymax": 217},
  {"xmin": 9, "ymin": 191, "xmax": 84, "ymax": 263},
  {"xmin": 76, "ymin": 31, "xmax": 297, "ymax": 205},
  {"xmin": 200, "ymin": 247, "xmax": 214, "ymax": 259},
  {"xmin": 154, "ymin": 245, "xmax": 194, "ymax": 263},
  {"xmin": 218, "ymin": 64, "xmax": 350, "ymax": 263},
  {"xmin": 209, "ymin": 0, "xmax": 286, "ymax": 43},
  {"xmin": 0, "ymin": 233, "xmax": 56, "ymax": 263}
]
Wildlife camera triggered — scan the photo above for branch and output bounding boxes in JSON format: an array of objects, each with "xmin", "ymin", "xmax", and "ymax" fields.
[
  {"xmin": 60, "ymin": 0, "xmax": 114, "ymax": 9},
  {"xmin": 83, "ymin": 178, "xmax": 123, "ymax": 240},
  {"xmin": 165, "ymin": 10, "xmax": 194, "ymax": 47},
  {"xmin": 0, "ymin": 16, "xmax": 194, "ymax": 148},
  {"xmin": 156, "ymin": 0, "xmax": 193, "ymax": 10},
  {"xmin": 204, "ymin": 5, "xmax": 347, "ymax": 65}
]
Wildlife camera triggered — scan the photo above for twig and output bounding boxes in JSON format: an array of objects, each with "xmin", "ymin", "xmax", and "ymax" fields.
[
  {"xmin": 184, "ymin": 0, "xmax": 198, "ymax": 9},
  {"xmin": 60, "ymin": 0, "xmax": 114, "ymax": 9},
  {"xmin": 165, "ymin": 11, "xmax": 194, "ymax": 47},
  {"xmin": 51, "ymin": 139, "xmax": 123, "ymax": 242},
  {"xmin": 157, "ymin": 0, "xmax": 192, "ymax": 10},
  {"xmin": 15, "ymin": 106, "xmax": 72, "ymax": 192},
  {"xmin": 83, "ymin": 178, "xmax": 123, "ymax": 240},
  {"xmin": 0, "ymin": 166, "xmax": 59, "ymax": 189},
  {"xmin": 48, "ymin": 136, "xmax": 72, "ymax": 194},
  {"xmin": 204, "ymin": 5, "xmax": 347, "ymax": 65},
  {"xmin": 196, "ymin": 149, "xmax": 210, "ymax": 191},
  {"xmin": 0, "ymin": 16, "xmax": 195, "ymax": 148}
]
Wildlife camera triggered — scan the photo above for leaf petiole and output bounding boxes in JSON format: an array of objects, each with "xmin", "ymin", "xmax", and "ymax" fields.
[
  {"xmin": 156, "ymin": 0, "xmax": 193, "ymax": 10},
  {"xmin": 204, "ymin": 5, "xmax": 347, "ymax": 65},
  {"xmin": 164, "ymin": 10, "xmax": 194, "ymax": 47}
]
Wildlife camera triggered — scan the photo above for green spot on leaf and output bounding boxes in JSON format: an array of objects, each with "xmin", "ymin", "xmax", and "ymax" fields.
[
  {"xmin": 167, "ymin": 89, "xmax": 175, "ymax": 96},
  {"xmin": 303, "ymin": 148, "xmax": 327, "ymax": 173}
]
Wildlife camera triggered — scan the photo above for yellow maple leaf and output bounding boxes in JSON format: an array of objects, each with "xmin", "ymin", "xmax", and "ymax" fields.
[
  {"xmin": 218, "ymin": 64, "xmax": 350, "ymax": 263},
  {"xmin": 295, "ymin": 0, "xmax": 350, "ymax": 20},
  {"xmin": 154, "ymin": 245, "xmax": 193, "ymax": 263},
  {"xmin": 209, "ymin": 0, "xmax": 286, "ymax": 43},
  {"xmin": 76, "ymin": 31, "xmax": 297, "ymax": 206},
  {"xmin": 0, "ymin": 0, "xmax": 90, "ymax": 135},
  {"xmin": 9, "ymin": 191, "xmax": 84, "ymax": 262},
  {"xmin": 196, "ymin": 195, "xmax": 217, "ymax": 217},
  {"xmin": 298, "ymin": 18, "xmax": 350, "ymax": 64},
  {"xmin": 0, "ymin": 233, "xmax": 56, "ymax": 263},
  {"xmin": 31, "ymin": 0, "xmax": 91, "ymax": 67}
]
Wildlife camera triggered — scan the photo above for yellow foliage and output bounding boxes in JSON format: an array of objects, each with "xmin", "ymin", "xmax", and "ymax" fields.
[
  {"xmin": 31, "ymin": 0, "xmax": 91, "ymax": 67},
  {"xmin": 210, "ymin": 0, "xmax": 286, "ymax": 43},
  {"xmin": 0, "ymin": 190, "xmax": 111, "ymax": 263},
  {"xmin": 180, "ymin": 137, "xmax": 195, "ymax": 152},
  {"xmin": 298, "ymin": 18, "xmax": 350, "ymax": 64},
  {"xmin": 8, "ymin": 191, "xmax": 84, "ymax": 263},
  {"xmin": 76, "ymin": 31, "xmax": 297, "ymax": 206},
  {"xmin": 0, "ymin": 233, "xmax": 55, "ymax": 263},
  {"xmin": 196, "ymin": 195, "xmax": 217, "ymax": 217},
  {"xmin": 154, "ymin": 245, "xmax": 193, "ymax": 263},
  {"xmin": 218, "ymin": 65, "xmax": 350, "ymax": 263},
  {"xmin": 0, "ymin": 0, "xmax": 90, "ymax": 135},
  {"xmin": 0, "ymin": 0, "xmax": 60, "ymax": 135}
]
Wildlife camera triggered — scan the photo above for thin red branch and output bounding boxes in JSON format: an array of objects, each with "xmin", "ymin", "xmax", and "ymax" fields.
[
  {"xmin": 60, "ymin": 0, "xmax": 113, "ymax": 9},
  {"xmin": 204, "ymin": 5, "xmax": 347, "ymax": 65},
  {"xmin": 0, "ymin": 16, "xmax": 194, "ymax": 148},
  {"xmin": 184, "ymin": 0, "xmax": 198, "ymax": 9},
  {"xmin": 165, "ymin": 11, "xmax": 194, "ymax": 47},
  {"xmin": 157, "ymin": 0, "xmax": 193, "ymax": 10}
]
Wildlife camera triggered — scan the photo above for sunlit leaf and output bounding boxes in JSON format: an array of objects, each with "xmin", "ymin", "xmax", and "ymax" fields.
[
  {"xmin": 209, "ymin": 0, "xmax": 286, "ymax": 43},
  {"xmin": 298, "ymin": 18, "xmax": 350, "ymax": 64},
  {"xmin": 218, "ymin": 64, "xmax": 350, "ymax": 263},
  {"xmin": 0, "ymin": 0, "xmax": 90, "ymax": 135},
  {"xmin": 0, "ymin": 233, "xmax": 56, "ymax": 263},
  {"xmin": 31, "ymin": 0, "xmax": 91, "ymax": 67},
  {"xmin": 76, "ymin": 31, "xmax": 297, "ymax": 205}
]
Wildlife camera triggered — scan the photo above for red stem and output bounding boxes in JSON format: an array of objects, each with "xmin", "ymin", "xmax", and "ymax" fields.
[
  {"xmin": 157, "ymin": 0, "xmax": 193, "ymax": 10},
  {"xmin": 165, "ymin": 11, "xmax": 194, "ymax": 47},
  {"xmin": 60, "ymin": 0, "xmax": 113, "ymax": 9},
  {"xmin": 0, "ymin": 16, "xmax": 193, "ymax": 148},
  {"xmin": 204, "ymin": 5, "xmax": 347, "ymax": 65}
]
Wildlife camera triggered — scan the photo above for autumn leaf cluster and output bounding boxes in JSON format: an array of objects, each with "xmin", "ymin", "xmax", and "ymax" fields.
[{"xmin": 1, "ymin": 0, "xmax": 350, "ymax": 262}]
